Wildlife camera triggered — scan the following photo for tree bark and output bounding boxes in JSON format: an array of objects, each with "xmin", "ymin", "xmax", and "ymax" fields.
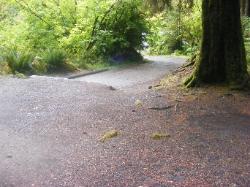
[{"xmin": 185, "ymin": 0, "xmax": 249, "ymax": 88}]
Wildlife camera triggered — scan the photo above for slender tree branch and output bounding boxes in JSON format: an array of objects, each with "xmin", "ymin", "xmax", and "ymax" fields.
[
  {"xmin": 15, "ymin": 0, "xmax": 53, "ymax": 28},
  {"xmin": 87, "ymin": 0, "xmax": 121, "ymax": 50}
]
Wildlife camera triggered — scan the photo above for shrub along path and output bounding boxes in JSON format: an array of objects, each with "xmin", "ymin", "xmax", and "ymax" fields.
[{"xmin": 0, "ymin": 56, "xmax": 249, "ymax": 186}]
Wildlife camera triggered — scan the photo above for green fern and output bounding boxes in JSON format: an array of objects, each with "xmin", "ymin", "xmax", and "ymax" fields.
[{"xmin": 5, "ymin": 51, "xmax": 34, "ymax": 74}]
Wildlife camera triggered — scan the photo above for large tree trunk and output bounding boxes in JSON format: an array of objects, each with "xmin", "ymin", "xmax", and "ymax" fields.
[{"xmin": 185, "ymin": 0, "xmax": 249, "ymax": 88}]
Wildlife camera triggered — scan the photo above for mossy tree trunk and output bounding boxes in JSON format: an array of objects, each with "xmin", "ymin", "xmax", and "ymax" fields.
[{"xmin": 185, "ymin": 0, "xmax": 249, "ymax": 88}]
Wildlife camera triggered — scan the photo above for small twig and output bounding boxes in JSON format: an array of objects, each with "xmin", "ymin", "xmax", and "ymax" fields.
[
  {"xmin": 174, "ymin": 68, "xmax": 186, "ymax": 73},
  {"xmin": 175, "ymin": 99, "xmax": 183, "ymax": 103},
  {"xmin": 149, "ymin": 105, "xmax": 174, "ymax": 111},
  {"xmin": 175, "ymin": 103, "xmax": 178, "ymax": 113}
]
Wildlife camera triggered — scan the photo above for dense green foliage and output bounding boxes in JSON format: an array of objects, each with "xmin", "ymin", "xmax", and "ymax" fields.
[
  {"xmin": 0, "ymin": 0, "xmax": 249, "ymax": 75},
  {"xmin": 6, "ymin": 51, "xmax": 34, "ymax": 74},
  {"xmin": 43, "ymin": 50, "xmax": 67, "ymax": 72},
  {"xmin": 147, "ymin": 1, "xmax": 202, "ymax": 55},
  {"xmin": 0, "ymin": 0, "xmax": 148, "ymax": 74}
]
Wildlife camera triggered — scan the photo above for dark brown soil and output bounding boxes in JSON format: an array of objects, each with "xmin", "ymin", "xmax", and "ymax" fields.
[{"xmin": 151, "ymin": 65, "xmax": 250, "ymax": 186}]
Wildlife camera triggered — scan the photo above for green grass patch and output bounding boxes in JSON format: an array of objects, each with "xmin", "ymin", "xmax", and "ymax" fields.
[
  {"xmin": 84, "ymin": 61, "xmax": 110, "ymax": 71},
  {"xmin": 75, "ymin": 51, "xmax": 146, "ymax": 71},
  {"xmin": 43, "ymin": 49, "xmax": 77, "ymax": 73}
]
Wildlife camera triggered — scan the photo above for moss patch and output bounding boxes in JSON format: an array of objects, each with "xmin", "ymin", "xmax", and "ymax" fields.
[
  {"xmin": 151, "ymin": 132, "xmax": 171, "ymax": 140},
  {"xmin": 14, "ymin": 72, "xmax": 27, "ymax": 79},
  {"xmin": 135, "ymin": 100, "xmax": 143, "ymax": 107},
  {"xmin": 0, "ymin": 63, "xmax": 11, "ymax": 75},
  {"xmin": 100, "ymin": 130, "xmax": 119, "ymax": 143}
]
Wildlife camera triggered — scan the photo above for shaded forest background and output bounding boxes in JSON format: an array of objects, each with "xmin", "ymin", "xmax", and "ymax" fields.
[{"xmin": 0, "ymin": 0, "xmax": 249, "ymax": 76}]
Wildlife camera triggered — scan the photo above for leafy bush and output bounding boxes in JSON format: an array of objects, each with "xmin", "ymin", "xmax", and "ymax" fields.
[
  {"xmin": 0, "ymin": 0, "xmax": 149, "ymax": 72},
  {"xmin": 1, "ymin": 0, "xmax": 206, "ymax": 74},
  {"xmin": 42, "ymin": 50, "xmax": 67, "ymax": 72},
  {"xmin": 242, "ymin": 16, "xmax": 250, "ymax": 70},
  {"xmin": 147, "ymin": 2, "xmax": 202, "ymax": 56},
  {"xmin": 32, "ymin": 56, "xmax": 47, "ymax": 74},
  {"xmin": 147, "ymin": 11, "xmax": 183, "ymax": 54},
  {"xmin": 5, "ymin": 51, "xmax": 34, "ymax": 74},
  {"xmin": 61, "ymin": 0, "xmax": 148, "ymax": 64},
  {"xmin": 242, "ymin": 16, "xmax": 250, "ymax": 39},
  {"xmin": 90, "ymin": 0, "xmax": 148, "ymax": 56}
]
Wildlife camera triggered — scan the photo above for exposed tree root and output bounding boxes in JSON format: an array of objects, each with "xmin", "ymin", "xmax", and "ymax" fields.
[
  {"xmin": 185, "ymin": 72, "xmax": 250, "ymax": 90},
  {"xmin": 182, "ymin": 61, "xmax": 195, "ymax": 68},
  {"xmin": 184, "ymin": 74, "xmax": 199, "ymax": 88},
  {"xmin": 230, "ymin": 74, "xmax": 250, "ymax": 90}
]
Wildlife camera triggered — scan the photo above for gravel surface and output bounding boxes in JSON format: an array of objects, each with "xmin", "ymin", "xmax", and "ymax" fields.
[
  {"xmin": 75, "ymin": 56, "xmax": 185, "ymax": 89},
  {"xmin": 0, "ymin": 57, "xmax": 250, "ymax": 187}
]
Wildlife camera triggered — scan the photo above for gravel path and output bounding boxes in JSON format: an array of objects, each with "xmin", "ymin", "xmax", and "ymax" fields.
[
  {"xmin": 0, "ymin": 56, "xmax": 249, "ymax": 187},
  {"xmin": 75, "ymin": 56, "xmax": 185, "ymax": 89}
]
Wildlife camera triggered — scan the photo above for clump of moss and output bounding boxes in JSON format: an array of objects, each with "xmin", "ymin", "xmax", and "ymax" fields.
[
  {"xmin": 151, "ymin": 132, "xmax": 170, "ymax": 140},
  {"xmin": 14, "ymin": 72, "xmax": 27, "ymax": 79},
  {"xmin": 135, "ymin": 99, "xmax": 143, "ymax": 107},
  {"xmin": 100, "ymin": 130, "xmax": 119, "ymax": 143},
  {"xmin": 0, "ymin": 62, "xmax": 11, "ymax": 75}
]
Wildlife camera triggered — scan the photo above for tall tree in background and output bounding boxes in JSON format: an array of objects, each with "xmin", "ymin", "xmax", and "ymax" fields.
[
  {"xmin": 145, "ymin": 0, "xmax": 172, "ymax": 13},
  {"xmin": 185, "ymin": 0, "xmax": 249, "ymax": 88},
  {"xmin": 144, "ymin": 0, "xmax": 194, "ymax": 13},
  {"xmin": 241, "ymin": 0, "xmax": 250, "ymax": 16}
]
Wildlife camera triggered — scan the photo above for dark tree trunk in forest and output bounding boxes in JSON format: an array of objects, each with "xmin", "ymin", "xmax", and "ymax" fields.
[{"xmin": 185, "ymin": 0, "xmax": 249, "ymax": 88}]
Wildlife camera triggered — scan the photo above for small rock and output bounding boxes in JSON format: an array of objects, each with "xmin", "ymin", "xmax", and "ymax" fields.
[
  {"xmin": 148, "ymin": 86, "xmax": 153, "ymax": 89},
  {"xmin": 109, "ymin": 86, "xmax": 116, "ymax": 91}
]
